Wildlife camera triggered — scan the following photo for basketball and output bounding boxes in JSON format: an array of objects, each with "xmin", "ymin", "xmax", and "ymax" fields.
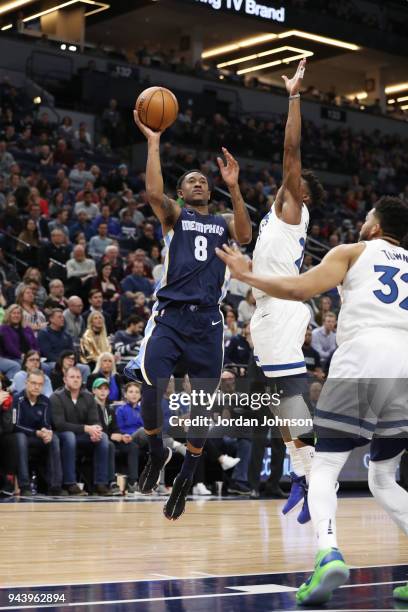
[{"xmin": 135, "ymin": 86, "xmax": 179, "ymax": 131}]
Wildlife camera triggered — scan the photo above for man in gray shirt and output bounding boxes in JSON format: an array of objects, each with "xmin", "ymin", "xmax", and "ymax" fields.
[
  {"xmin": 69, "ymin": 159, "xmax": 94, "ymax": 192},
  {"xmin": 311, "ymin": 311, "xmax": 337, "ymax": 368},
  {"xmin": 74, "ymin": 190, "xmax": 99, "ymax": 220},
  {"xmin": 67, "ymin": 244, "xmax": 96, "ymax": 280},
  {"xmin": 89, "ymin": 223, "xmax": 113, "ymax": 260},
  {"xmin": 63, "ymin": 296, "xmax": 85, "ymax": 346}
]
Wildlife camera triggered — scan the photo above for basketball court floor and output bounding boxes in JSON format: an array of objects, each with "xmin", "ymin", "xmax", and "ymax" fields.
[{"xmin": 0, "ymin": 495, "xmax": 406, "ymax": 611}]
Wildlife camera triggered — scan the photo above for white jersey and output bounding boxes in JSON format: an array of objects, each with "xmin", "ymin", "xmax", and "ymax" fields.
[
  {"xmin": 337, "ymin": 239, "xmax": 408, "ymax": 346},
  {"xmin": 250, "ymin": 202, "xmax": 311, "ymax": 378},
  {"xmin": 252, "ymin": 203, "xmax": 309, "ymax": 300},
  {"xmin": 316, "ymin": 238, "xmax": 408, "ymax": 438}
]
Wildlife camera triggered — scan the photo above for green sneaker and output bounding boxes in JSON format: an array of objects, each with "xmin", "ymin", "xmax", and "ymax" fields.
[
  {"xmin": 296, "ymin": 547, "xmax": 350, "ymax": 605},
  {"xmin": 394, "ymin": 584, "xmax": 408, "ymax": 601}
]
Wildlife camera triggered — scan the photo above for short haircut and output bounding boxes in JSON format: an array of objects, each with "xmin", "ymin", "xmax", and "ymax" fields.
[
  {"xmin": 302, "ymin": 169, "xmax": 324, "ymax": 207},
  {"xmin": 126, "ymin": 314, "xmax": 144, "ymax": 326},
  {"xmin": 27, "ymin": 368, "xmax": 45, "ymax": 380},
  {"xmin": 89, "ymin": 289, "xmax": 102, "ymax": 299},
  {"xmin": 65, "ymin": 365, "xmax": 81, "ymax": 376},
  {"xmin": 125, "ymin": 381, "xmax": 141, "ymax": 392},
  {"xmin": 176, "ymin": 169, "xmax": 212, "ymax": 191},
  {"xmin": 323, "ymin": 311, "xmax": 337, "ymax": 321},
  {"xmin": 374, "ymin": 196, "xmax": 408, "ymax": 243},
  {"xmin": 49, "ymin": 279, "xmax": 63, "ymax": 288},
  {"xmin": 49, "ymin": 308, "xmax": 64, "ymax": 318}
]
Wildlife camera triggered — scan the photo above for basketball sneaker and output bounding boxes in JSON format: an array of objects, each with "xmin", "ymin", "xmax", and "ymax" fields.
[
  {"xmin": 139, "ymin": 447, "xmax": 172, "ymax": 495},
  {"xmin": 297, "ymin": 492, "xmax": 311, "ymax": 524},
  {"xmin": 163, "ymin": 473, "xmax": 193, "ymax": 520},
  {"xmin": 282, "ymin": 472, "xmax": 306, "ymax": 514},
  {"xmin": 394, "ymin": 584, "xmax": 408, "ymax": 601},
  {"xmin": 296, "ymin": 547, "xmax": 350, "ymax": 605}
]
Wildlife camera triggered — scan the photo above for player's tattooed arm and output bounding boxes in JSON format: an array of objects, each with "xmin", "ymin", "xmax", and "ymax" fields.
[
  {"xmin": 276, "ymin": 58, "xmax": 306, "ymax": 225},
  {"xmin": 218, "ymin": 147, "xmax": 252, "ymax": 244},
  {"xmin": 216, "ymin": 243, "xmax": 365, "ymax": 301},
  {"xmin": 134, "ymin": 110, "xmax": 180, "ymax": 232}
]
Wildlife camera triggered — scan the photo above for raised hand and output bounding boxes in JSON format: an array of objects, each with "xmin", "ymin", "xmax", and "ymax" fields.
[
  {"xmin": 215, "ymin": 243, "xmax": 251, "ymax": 279},
  {"xmin": 217, "ymin": 147, "xmax": 239, "ymax": 188},
  {"xmin": 282, "ymin": 58, "xmax": 306, "ymax": 97},
  {"xmin": 133, "ymin": 109, "xmax": 163, "ymax": 141}
]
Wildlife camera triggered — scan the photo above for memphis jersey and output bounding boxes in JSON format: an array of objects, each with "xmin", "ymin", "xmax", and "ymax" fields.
[
  {"xmin": 337, "ymin": 239, "xmax": 408, "ymax": 345},
  {"xmin": 252, "ymin": 203, "xmax": 309, "ymax": 300},
  {"xmin": 155, "ymin": 207, "xmax": 230, "ymax": 308}
]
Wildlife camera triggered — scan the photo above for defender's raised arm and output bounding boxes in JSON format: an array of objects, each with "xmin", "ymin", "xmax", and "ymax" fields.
[{"xmin": 275, "ymin": 58, "xmax": 306, "ymax": 224}]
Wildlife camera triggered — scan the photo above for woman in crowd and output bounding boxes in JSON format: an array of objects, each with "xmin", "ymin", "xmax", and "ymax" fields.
[
  {"xmin": 11, "ymin": 350, "xmax": 53, "ymax": 397},
  {"xmin": 80, "ymin": 311, "xmax": 112, "ymax": 370},
  {"xmin": 132, "ymin": 291, "xmax": 151, "ymax": 321},
  {"xmin": 58, "ymin": 115, "xmax": 74, "ymax": 141},
  {"xmin": 224, "ymin": 309, "xmax": 239, "ymax": 341},
  {"xmin": 49, "ymin": 350, "xmax": 77, "ymax": 390},
  {"xmin": 16, "ymin": 285, "xmax": 47, "ymax": 335},
  {"xmin": 92, "ymin": 263, "xmax": 120, "ymax": 321},
  {"xmin": 314, "ymin": 295, "xmax": 333, "ymax": 327},
  {"xmin": 87, "ymin": 352, "xmax": 122, "ymax": 401},
  {"xmin": 48, "ymin": 190, "xmax": 65, "ymax": 217},
  {"xmin": 17, "ymin": 219, "xmax": 40, "ymax": 267},
  {"xmin": 0, "ymin": 304, "xmax": 38, "ymax": 361},
  {"xmin": 16, "ymin": 268, "xmax": 48, "ymax": 308}
]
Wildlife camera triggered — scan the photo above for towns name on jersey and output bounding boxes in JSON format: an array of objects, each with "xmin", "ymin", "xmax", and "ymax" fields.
[
  {"xmin": 194, "ymin": 0, "xmax": 285, "ymax": 22},
  {"xmin": 182, "ymin": 219, "xmax": 225, "ymax": 235},
  {"xmin": 382, "ymin": 249, "xmax": 408, "ymax": 263}
]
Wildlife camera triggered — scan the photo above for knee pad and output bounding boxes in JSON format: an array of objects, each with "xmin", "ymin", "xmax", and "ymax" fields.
[{"xmin": 368, "ymin": 454, "xmax": 401, "ymax": 493}]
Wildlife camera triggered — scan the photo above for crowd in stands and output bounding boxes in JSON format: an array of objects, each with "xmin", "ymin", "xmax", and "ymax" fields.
[{"xmin": 0, "ymin": 73, "xmax": 407, "ymax": 498}]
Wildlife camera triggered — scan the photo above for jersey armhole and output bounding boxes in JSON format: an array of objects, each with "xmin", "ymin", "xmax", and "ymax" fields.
[{"xmin": 347, "ymin": 242, "xmax": 367, "ymax": 274}]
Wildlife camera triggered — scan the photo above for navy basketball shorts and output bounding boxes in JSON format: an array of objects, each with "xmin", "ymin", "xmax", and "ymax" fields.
[
  {"xmin": 315, "ymin": 427, "xmax": 408, "ymax": 462},
  {"xmin": 138, "ymin": 304, "xmax": 224, "ymax": 391}
]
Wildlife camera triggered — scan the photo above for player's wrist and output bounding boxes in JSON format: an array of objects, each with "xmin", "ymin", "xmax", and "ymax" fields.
[{"xmin": 289, "ymin": 93, "xmax": 300, "ymax": 100}]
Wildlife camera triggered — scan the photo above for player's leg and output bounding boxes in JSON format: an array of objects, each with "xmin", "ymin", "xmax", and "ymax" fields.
[
  {"xmin": 296, "ymin": 433, "xmax": 368, "ymax": 605},
  {"xmin": 164, "ymin": 312, "xmax": 223, "ymax": 520},
  {"xmin": 128, "ymin": 320, "xmax": 184, "ymax": 494},
  {"xmin": 251, "ymin": 300, "xmax": 314, "ymax": 519},
  {"xmin": 274, "ymin": 378, "xmax": 315, "ymax": 522},
  {"xmin": 368, "ymin": 437, "xmax": 408, "ymax": 602}
]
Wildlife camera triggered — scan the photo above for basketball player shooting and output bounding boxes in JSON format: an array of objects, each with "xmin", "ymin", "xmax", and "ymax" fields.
[
  {"xmin": 217, "ymin": 196, "xmax": 408, "ymax": 605},
  {"xmin": 248, "ymin": 58, "xmax": 324, "ymax": 524},
  {"xmin": 125, "ymin": 110, "xmax": 252, "ymax": 520}
]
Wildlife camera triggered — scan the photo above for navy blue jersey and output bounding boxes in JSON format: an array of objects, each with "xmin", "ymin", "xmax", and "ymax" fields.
[{"xmin": 155, "ymin": 207, "xmax": 230, "ymax": 308}]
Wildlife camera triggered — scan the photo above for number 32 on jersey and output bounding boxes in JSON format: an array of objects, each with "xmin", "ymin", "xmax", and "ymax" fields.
[{"xmin": 373, "ymin": 265, "xmax": 408, "ymax": 310}]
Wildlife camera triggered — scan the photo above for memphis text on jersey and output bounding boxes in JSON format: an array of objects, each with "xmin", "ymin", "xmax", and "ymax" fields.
[{"xmin": 181, "ymin": 219, "xmax": 225, "ymax": 236}]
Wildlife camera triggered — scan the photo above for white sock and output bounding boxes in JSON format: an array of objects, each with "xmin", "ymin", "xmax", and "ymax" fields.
[
  {"xmin": 309, "ymin": 451, "xmax": 351, "ymax": 550},
  {"xmin": 285, "ymin": 441, "xmax": 305, "ymax": 477},
  {"xmin": 368, "ymin": 453, "xmax": 408, "ymax": 535},
  {"xmin": 296, "ymin": 444, "xmax": 315, "ymax": 483}
]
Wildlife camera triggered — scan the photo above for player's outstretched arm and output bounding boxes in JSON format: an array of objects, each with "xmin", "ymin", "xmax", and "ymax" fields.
[
  {"xmin": 276, "ymin": 59, "xmax": 306, "ymax": 225},
  {"xmin": 218, "ymin": 147, "xmax": 252, "ymax": 244},
  {"xmin": 134, "ymin": 110, "xmax": 180, "ymax": 232},
  {"xmin": 216, "ymin": 243, "xmax": 364, "ymax": 300}
]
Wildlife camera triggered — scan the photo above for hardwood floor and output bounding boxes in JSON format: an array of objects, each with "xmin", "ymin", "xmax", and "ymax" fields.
[{"xmin": 0, "ymin": 497, "xmax": 405, "ymax": 588}]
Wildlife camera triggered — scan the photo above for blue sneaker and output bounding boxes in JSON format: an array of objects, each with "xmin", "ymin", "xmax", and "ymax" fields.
[
  {"xmin": 297, "ymin": 491, "xmax": 311, "ymax": 524},
  {"xmin": 282, "ymin": 472, "xmax": 306, "ymax": 515}
]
